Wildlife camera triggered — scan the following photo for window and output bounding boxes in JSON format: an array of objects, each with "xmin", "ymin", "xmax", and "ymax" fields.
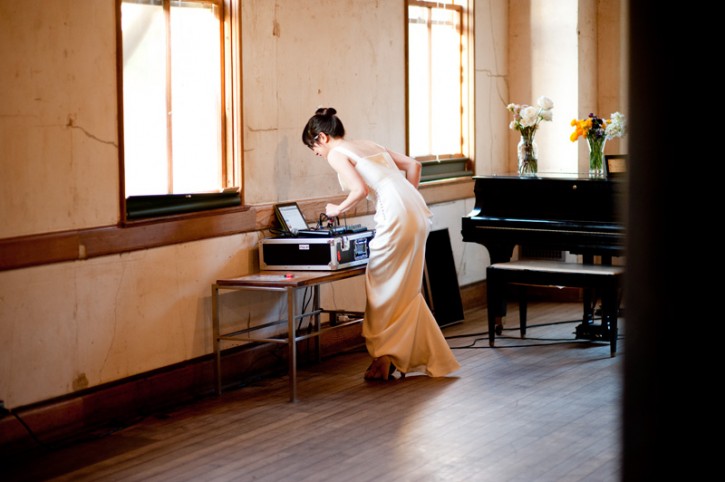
[
  {"xmin": 120, "ymin": 0, "xmax": 241, "ymax": 218},
  {"xmin": 407, "ymin": 0, "xmax": 473, "ymax": 181}
]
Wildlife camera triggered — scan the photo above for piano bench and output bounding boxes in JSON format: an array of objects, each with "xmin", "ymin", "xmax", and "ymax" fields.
[{"xmin": 486, "ymin": 260, "xmax": 624, "ymax": 357}]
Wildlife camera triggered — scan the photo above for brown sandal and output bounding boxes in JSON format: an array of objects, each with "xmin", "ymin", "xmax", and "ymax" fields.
[{"xmin": 364, "ymin": 356, "xmax": 394, "ymax": 381}]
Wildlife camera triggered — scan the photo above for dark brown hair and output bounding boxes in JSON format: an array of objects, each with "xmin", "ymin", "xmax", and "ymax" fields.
[{"xmin": 302, "ymin": 107, "xmax": 345, "ymax": 148}]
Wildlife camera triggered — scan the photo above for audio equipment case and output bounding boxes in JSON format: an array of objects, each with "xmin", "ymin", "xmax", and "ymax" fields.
[{"xmin": 259, "ymin": 230, "xmax": 375, "ymax": 271}]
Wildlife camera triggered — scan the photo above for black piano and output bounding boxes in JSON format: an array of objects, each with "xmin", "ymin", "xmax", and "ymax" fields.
[
  {"xmin": 461, "ymin": 174, "xmax": 625, "ymax": 340},
  {"xmin": 462, "ymin": 174, "xmax": 625, "ymax": 264}
]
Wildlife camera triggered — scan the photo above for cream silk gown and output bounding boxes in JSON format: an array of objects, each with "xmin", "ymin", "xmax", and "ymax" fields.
[{"xmin": 333, "ymin": 146, "xmax": 460, "ymax": 377}]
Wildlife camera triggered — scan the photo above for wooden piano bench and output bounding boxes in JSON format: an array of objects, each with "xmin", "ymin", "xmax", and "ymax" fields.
[{"xmin": 486, "ymin": 260, "xmax": 624, "ymax": 357}]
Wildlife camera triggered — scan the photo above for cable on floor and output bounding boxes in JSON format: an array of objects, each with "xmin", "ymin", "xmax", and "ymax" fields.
[{"xmin": 445, "ymin": 317, "xmax": 624, "ymax": 349}]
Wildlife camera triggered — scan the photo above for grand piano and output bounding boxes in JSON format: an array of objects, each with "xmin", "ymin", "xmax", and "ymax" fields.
[
  {"xmin": 462, "ymin": 174, "xmax": 625, "ymax": 264},
  {"xmin": 461, "ymin": 174, "xmax": 625, "ymax": 340}
]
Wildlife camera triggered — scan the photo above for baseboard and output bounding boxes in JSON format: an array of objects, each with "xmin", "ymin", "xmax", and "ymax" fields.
[{"xmin": 460, "ymin": 280, "xmax": 486, "ymax": 310}]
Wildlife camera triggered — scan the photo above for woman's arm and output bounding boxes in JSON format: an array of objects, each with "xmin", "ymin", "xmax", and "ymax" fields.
[
  {"xmin": 386, "ymin": 148, "xmax": 422, "ymax": 188},
  {"xmin": 325, "ymin": 151, "xmax": 368, "ymax": 218}
]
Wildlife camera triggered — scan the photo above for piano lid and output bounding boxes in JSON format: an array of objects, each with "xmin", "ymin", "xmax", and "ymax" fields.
[{"xmin": 468, "ymin": 173, "xmax": 624, "ymax": 225}]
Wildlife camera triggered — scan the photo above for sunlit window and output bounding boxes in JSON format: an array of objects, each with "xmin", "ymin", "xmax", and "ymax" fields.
[
  {"xmin": 407, "ymin": 0, "xmax": 470, "ymax": 162},
  {"xmin": 121, "ymin": 0, "xmax": 228, "ymax": 198}
]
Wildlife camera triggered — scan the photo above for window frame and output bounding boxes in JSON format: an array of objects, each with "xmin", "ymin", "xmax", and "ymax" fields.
[
  {"xmin": 117, "ymin": 0, "xmax": 243, "ymax": 224},
  {"xmin": 405, "ymin": 0, "xmax": 474, "ymax": 182}
]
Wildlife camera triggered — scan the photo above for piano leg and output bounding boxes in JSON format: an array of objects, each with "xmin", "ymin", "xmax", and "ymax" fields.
[
  {"xmin": 583, "ymin": 287, "xmax": 596, "ymax": 325},
  {"xmin": 576, "ymin": 255, "xmax": 616, "ymax": 342},
  {"xmin": 486, "ymin": 265, "xmax": 506, "ymax": 346},
  {"xmin": 601, "ymin": 278, "xmax": 621, "ymax": 357},
  {"xmin": 518, "ymin": 285, "xmax": 527, "ymax": 338},
  {"xmin": 486, "ymin": 301, "xmax": 498, "ymax": 346},
  {"xmin": 581, "ymin": 254, "xmax": 596, "ymax": 328}
]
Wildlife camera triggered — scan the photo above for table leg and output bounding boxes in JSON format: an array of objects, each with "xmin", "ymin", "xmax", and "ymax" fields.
[
  {"xmin": 287, "ymin": 286, "xmax": 297, "ymax": 402},
  {"xmin": 212, "ymin": 284, "xmax": 221, "ymax": 396},
  {"xmin": 313, "ymin": 285, "xmax": 322, "ymax": 363}
]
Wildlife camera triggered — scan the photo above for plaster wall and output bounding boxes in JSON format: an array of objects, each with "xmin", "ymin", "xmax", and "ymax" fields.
[
  {"xmin": 0, "ymin": 0, "xmax": 119, "ymax": 239},
  {"xmin": 507, "ymin": 0, "xmax": 627, "ymax": 174},
  {"xmin": 241, "ymin": 0, "xmax": 408, "ymax": 204},
  {"xmin": 0, "ymin": 0, "xmax": 498, "ymax": 409},
  {"xmin": 0, "ymin": 0, "xmax": 624, "ymax": 409}
]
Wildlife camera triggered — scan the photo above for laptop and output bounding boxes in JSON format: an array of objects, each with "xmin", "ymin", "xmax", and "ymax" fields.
[{"xmin": 274, "ymin": 202, "xmax": 337, "ymax": 237}]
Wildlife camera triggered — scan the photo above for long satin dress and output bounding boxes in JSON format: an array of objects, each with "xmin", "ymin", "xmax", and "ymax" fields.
[{"xmin": 333, "ymin": 146, "xmax": 460, "ymax": 377}]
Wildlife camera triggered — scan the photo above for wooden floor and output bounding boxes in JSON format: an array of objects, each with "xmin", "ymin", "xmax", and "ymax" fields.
[{"xmin": 2, "ymin": 301, "xmax": 622, "ymax": 482}]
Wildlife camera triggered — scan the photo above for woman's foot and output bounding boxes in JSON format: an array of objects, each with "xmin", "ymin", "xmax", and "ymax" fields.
[{"xmin": 364, "ymin": 355, "xmax": 395, "ymax": 381}]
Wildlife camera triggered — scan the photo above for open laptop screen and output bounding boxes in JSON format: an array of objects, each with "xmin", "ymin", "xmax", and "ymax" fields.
[{"xmin": 274, "ymin": 202, "xmax": 310, "ymax": 233}]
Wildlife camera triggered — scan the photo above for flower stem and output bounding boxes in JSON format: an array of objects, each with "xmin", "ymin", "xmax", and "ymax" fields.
[
  {"xmin": 518, "ymin": 127, "xmax": 538, "ymax": 175},
  {"xmin": 587, "ymin": 136, "xmax": 606, "ymax": 178}
]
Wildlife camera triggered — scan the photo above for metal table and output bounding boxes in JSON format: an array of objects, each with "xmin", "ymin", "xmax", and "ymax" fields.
[{"xmin": 212, "ymin": 267, "xmax": 366, "ymax": 401}]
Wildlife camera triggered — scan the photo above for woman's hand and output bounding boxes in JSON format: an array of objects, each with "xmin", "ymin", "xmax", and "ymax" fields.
[{"xmin": 325, "ymin": 203, "xmax": 341, "ymax": 218}]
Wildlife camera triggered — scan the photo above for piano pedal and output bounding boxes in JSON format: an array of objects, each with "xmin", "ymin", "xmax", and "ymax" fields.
[
  {"xmin": 575, "ymin": 322, "xmax": 611, "ymax": 341},
  {"xmin": 594, "ymin": 305, "xmax": 625, "ymax": 318}
]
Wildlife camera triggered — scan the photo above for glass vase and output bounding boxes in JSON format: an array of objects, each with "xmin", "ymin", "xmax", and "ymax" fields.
[
  {"xmin": 517, "ymin": 128, "xmax": 538, "ymax": 175},
  {"xmin": 588, "ymin": 136, "xmax": 607, "ymax": 178}
]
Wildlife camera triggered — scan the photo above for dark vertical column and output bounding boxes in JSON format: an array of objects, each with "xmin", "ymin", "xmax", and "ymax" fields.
[{"xmin": 623, "ymin": 1, "xmax": 669, "ymax": 478}]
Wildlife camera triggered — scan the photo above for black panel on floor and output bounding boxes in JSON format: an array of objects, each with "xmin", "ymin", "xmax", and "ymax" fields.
[{"xmin": 423, "ymin": 228, "xmax": 464, "ymax": 327}]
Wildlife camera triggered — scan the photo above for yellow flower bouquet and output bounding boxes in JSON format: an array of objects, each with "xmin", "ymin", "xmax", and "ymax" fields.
[{"xmin": 570, "ymin": 112, "xmax": 626, "ymax": 177}]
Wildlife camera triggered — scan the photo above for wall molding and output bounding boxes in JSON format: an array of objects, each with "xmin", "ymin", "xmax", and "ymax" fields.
[{"xmin": 0, "ymin": 179, "xmax": 474, "ymax": 272}]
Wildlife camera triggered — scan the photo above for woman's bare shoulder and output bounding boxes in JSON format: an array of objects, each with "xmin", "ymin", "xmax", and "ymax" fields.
[{"xmin": 344, "ymin": 139, "xmax": 385, "ymax": 157}]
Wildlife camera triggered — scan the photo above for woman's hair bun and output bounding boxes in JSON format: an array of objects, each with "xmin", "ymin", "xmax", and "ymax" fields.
[{"xmin": 315, "ymin": 107, "xmax": 337, "ymax": 116}]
